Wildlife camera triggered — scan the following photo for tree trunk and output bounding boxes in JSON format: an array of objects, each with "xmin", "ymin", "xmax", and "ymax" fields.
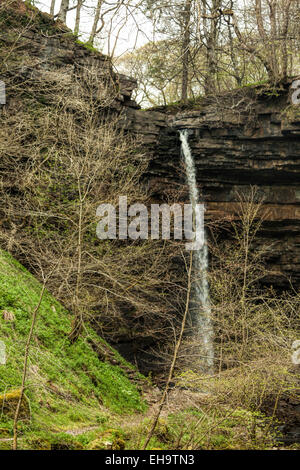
[
  {"xmin": 232, "ymin": 8, "xmax": 276, "ymax": 82},
  {"xmin": 57, "ymin": 0, "xmax": 70, "ymax": 23},
  {"xmin": 88, "ymin": 0, "xmax": 103, "ymax": 46},
  {"xmin": 13, "ymin": 284, "xmax": 46, "ymax": 450},
  {"xmin": 50, "ymin": 0, "xmax": 56, "ymax": 16},
  {"xmin": 202, "ymin": 0, "xmax": 221, "ymax": 96},
  {"xmin": 74, "ymin": 0, "xmax": 83, "ymax": 36},
  {"xmin": 181, "ymin": 0, "xmax": 192, "ymax": 103},
  {"xmin": 268, "ymin": 0, "xmax": 279, "ymax": 79},
  {"xmin": 280, "ymin": 0, "xmax": 292, "ymax": 80},
  {"xmin": 142, "ymin": 250, "xmax": 193, "ymax": 450}
]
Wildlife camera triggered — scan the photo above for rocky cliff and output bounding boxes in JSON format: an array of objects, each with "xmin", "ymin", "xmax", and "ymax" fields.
[
  {"xmin": 1, "ymin": 3, "xmax": 300, "ymax": 392},
  {"xmin": 124, "ymin": 84, "xmax": 300, "ymax": 289},
  {"xmin": 3, "ymin": 2, "xmax": 299, "ymax": 289},
  {"xmin": 0, "ymin": 1, "xmax": 138, "ymax": 113}
]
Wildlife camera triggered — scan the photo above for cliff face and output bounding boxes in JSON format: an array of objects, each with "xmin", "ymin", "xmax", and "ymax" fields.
[
  {"xmin": 0, "ymin": 2, "xmax": 138, "ymax": 113},
  {"xmin": 1, "ymin": 4, "xmax": 299, "ymax": 378},
  {"xmin": 2, "ymin": 4, "xmax": 299, "ymax": 305},
  {"xmin": 4, "ymin": 3, "xmax": 299, "ymax": 288},
  {"xmin": 124, "ymin": 85, "xmax": 300, "ymax": 289},
  {"xmin": 174, "ymin": 89, "xmax": 300, "ymax": 288}
]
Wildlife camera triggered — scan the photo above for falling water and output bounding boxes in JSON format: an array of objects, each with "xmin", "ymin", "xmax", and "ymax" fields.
[{"xmin": 179, "ymin": 129, "xmax": 214, "ymax": 373}]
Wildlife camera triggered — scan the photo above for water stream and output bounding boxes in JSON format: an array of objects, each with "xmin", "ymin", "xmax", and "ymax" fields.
[{"xmin": 179, "ymin": 129, "xmax": 214, "ymax": 373}]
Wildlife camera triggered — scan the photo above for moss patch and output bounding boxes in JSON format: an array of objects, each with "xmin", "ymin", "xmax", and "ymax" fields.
[{"xmin": 0, "ymin": 248, "xmax": 146, "ymax": 437}]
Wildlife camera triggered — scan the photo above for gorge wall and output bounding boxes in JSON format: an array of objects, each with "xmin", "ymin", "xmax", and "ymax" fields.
[
  {"xmin": 124, "ymin": 83, "xmax": 300, "ymax": 289},
  {"xmin": 1, "ymin": 3, "xmax": 300, "ymax": 373},
  {"xmin": 2, "ymin": 3, "xmax": 299, "ymax": 289}
]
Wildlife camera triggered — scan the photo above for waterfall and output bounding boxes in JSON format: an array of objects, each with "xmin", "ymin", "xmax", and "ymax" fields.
[{"xmin": 179, "ymin": 129, "xmax": 214, "ymax": 373}]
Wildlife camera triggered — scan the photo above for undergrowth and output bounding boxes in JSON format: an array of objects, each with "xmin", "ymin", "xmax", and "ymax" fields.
[{"xmin": 0, "ymin": 248, "xmax": 146, "ymax": 438}]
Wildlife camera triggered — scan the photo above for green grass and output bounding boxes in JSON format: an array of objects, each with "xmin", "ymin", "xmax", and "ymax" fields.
[
  {"xmin": 0, "ymin": 250, "xmax": 286, "ymax": 450},
  {"xmin": 75, "ymin": 39, "xmax": 102, "ymax": 54},
  {"xmin": 0, "ymin": 248, "xmax": 146, "ymax": 436}
]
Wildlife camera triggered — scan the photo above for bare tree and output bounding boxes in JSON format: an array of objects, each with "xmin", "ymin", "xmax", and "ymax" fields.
[
  {"xmin": 57, "ymin": 0, "xmax": 70, "ymax": 23},
  {"xmin": 181, "ymin": 0, "xmax": 192, "ymax": 102},
  {"xmin": 50, "ymin": 0, "xmax": 56, "ymax": 16},
  {"xmin": 13, "ymin": 278, "xmax": 46, "ymax": 450},
  {"xmin": 74, "ymin": 0, "xmax": 84, "ymax": 35},
  {"xmin": 142, "ymin": 250, "xmax": 193, "ymax": 449},
  {"xmin": 231, "ymin": 0, "xmax": 297, "ymax": 82}
]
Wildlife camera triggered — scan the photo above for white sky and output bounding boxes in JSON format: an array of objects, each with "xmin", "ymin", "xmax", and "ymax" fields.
[{"xmin": 36, "ymin": 0, "xmax": 153, "ymax": 57}]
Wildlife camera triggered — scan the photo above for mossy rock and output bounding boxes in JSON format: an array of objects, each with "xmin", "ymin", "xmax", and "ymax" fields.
[
  {"xmin": 0, "ymin": 389, "xmax": 30, "ymax": 419},
  {"xmin": 113, "ymin": 438, "xmax": 125, "ymax": 450},
  {"xmin": 87, "ymin": 438, "xmax": 111, "ymax": 450},
  {"xmin": 154, "ymin": 418, "xmax": 170, "ymax": 443},
  {"xmin": 25, "ymin": 436, "xmax": 52, "ymax": 451},
  {"xmin": 100, "ymin": 428, "xmax": 122, "ymax": 438},
  {"xmin": 87, "ymin": 437, "xmax": 125, "ymax": 450},
  {"xmin": 50, "ymin": 433, "xmax": 83, "ymax": 450},
  {"xmin": 0, "ymin": 428, "xmax": 11, "ymax": 438},
  {"xmin": 0, "ymin": 441, "xmax": 12, "ymax": 450},
  {"xmin": 24, "ymin": 432, "xmax": 83, "ymax": 450},
  {"xmin": 281, "ymin": 104, "xmax": 300, "ymax": 129},
  {"xmin": 0, "ymin": 388, "xmax": 22, "ymax": 405},
  {"xmin": 51, "ymin": 440, "xmax": 83, "ymax": 450},
  {"xmin": 87, "ymin": 429, "xmax": 126, "ymax": 450}
]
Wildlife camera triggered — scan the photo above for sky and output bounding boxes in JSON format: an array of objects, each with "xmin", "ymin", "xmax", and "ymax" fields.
[{"xmin": 37, "ymin": 0, "xmax": 153, "ymax": 57}]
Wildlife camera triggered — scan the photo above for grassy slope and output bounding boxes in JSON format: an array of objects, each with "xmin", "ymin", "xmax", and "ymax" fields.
[{"xmin": 0, "ymin": 249, "xmax": 146, "ymax": 437}]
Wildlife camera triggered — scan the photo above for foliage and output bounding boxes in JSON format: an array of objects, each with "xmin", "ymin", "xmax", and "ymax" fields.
[
  {"xmin": 0, "ymin": 17, "xmax": 185, "ymax": 368},
  {"xmin": 0, "ymin": 247, "xmax": 146, "ymax": 437}
]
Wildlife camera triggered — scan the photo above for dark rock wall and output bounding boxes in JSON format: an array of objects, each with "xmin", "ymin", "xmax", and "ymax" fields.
[
  {"xmin": 133, "ymin": 84, "xmax": 300, "ymax": 288},
  {"xmin": 0, "ymin": 3, "xmax": 138, "ymax": 114}
]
